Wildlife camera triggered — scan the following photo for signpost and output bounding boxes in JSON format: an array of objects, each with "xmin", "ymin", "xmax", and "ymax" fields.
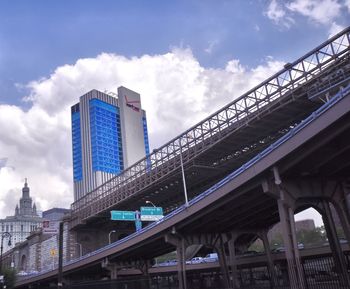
[
  {"xmin": 140, "ymin": 207, "xmax": 163, "ymax": 221},
  {"xmin": 110, "ymin": 207, "xmax": 163, "ymax": 233},
  {"xmin": 110, "ymin": 211, "xmax": 136, "ymax": 221},
  {"xmin": 42, "ymin": 220, "xmax": 59, "ymax": 235}
]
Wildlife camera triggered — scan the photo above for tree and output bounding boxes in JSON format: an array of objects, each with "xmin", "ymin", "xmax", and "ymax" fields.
[{"xmin": 1, "ymin": 268, "xmax": 16, "ymax": 289}]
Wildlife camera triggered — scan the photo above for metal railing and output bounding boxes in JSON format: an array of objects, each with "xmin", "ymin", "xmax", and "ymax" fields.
[{"xmin": 71, "ymin": 28, "xmax": 350, "ymax": 224}]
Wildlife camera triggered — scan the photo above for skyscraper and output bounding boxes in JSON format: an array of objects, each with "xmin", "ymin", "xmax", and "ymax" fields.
[{"xmin": 71, "ymin": 87, "xmax": 150, "ymax": 200}]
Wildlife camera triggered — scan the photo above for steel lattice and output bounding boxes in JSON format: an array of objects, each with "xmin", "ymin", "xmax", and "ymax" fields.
[{"xmin": 71, "ymin": 27, "xmax": 350, "ymax": 227}]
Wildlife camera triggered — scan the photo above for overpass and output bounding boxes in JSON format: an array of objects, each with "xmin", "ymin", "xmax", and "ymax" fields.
[
  {"xmin": 12, "ymin": 27, "xmax": 350, "ymax": 289},
  {"xmin": 16, "ymin": 73, "xmax": 350, "ymax": 288}
]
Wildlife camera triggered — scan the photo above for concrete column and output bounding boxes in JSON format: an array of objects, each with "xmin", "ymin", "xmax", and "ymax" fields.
[
  {"xmin": 139, "ymin": 260, "xmax": 152, "ymax": 289},
  {"xmin": 227, "ymin": 236, "xmax": 239, "ymax": 289},
  {"xmin": 333, "ymin": 200, "xmax": 350, "ymax": 244},
  {"xmin": 277, "ymin": 199, "xmax": 306, "ymax": 289},
  {"xmin": 322, "ymin": 200, "xmax": 350, "ymax": 286},
  {"xmin": 176, "ymin": 238, "xmax": 187, "ymax": 289},
  {"xmin": 216, "ymin": 236, "xmax": 231, "ymax": 289},
  {"xmin": 165, "ymin": 233, "xmax": 188, "ymax": 289},
  {"xmin": 260, "ymin": 230, "xmax": 277, "ymax": 288}
]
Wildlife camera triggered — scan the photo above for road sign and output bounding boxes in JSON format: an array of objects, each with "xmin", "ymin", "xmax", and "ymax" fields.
[
  {"xmin": 111, "ymin": 210, "xmax": 136, "ymax": 221},
  {"xmin": 42, "ymin": 220, "xmax": 59, "ymax": 235},
  {"xmin": 50, "ymin": 249, "xmax": 57, "ymax": 257},
  {"xmin": 140, "ymin": 206, "xmax": 163, "ymax": 221}
]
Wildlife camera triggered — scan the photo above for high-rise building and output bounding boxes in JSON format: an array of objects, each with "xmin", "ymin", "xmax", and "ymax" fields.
[
  {"xmin": 71, "ymin": 87, "xmax": 150, "ymax": 200},
  {"xmin": 0, "ymin": 180, "xmax": 43, "ymax": 253}
]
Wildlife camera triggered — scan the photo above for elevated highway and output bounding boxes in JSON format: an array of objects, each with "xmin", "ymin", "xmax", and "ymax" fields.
[{"xmin": 15, "ymin": 76, "xmax": 350, "ymax": 288}]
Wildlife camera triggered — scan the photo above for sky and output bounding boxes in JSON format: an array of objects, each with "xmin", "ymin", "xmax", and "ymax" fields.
[{"xmin": 0, "ymin": 0, "xmax": 349, "ymax": 226}]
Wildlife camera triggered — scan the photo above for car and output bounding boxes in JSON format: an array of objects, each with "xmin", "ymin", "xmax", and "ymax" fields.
[
  {"xmin": 203, "ymin": 253, "xmax": 218, "ymax": 262},
  {"xmin": 187, "ymin": 257, "xmax": 204, "ymax": 264},
  {"xmin": 243, "ymin": 250, "xmax": 259, "ymax": 256}
]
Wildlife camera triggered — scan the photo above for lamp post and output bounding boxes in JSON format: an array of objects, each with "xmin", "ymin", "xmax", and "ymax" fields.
[
  {"xmin": 146, "ymin": 200, "xmax": 156, "ymax": 207},
  {"xmin": 179, "ymin": 146, "xmax": 189, "ymax": 206},
  {"xmin": 109, "ymin": 230, "xmax": 116, "ymax": 244},
  {"xmin": 0, "ymin": 232, "xmax": 12, "ymax": 274}
]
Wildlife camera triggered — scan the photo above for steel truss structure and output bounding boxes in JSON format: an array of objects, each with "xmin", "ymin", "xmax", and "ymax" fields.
[{"xmin": 71, "ymin": 27, "xmax": 350, "ymax": 227}]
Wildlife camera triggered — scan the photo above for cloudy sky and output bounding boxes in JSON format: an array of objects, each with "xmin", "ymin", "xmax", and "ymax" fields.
[{"xmin": 0, "ymin": 0, "xmax": 349, "ymax": 225}]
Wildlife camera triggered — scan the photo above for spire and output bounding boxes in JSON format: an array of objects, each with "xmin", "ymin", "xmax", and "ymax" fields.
[
  {"xmin": 19, "ymin": 178, "xmax": 32, "ymax": 216},
  {"xmin": 22, "ymin": 178, "xmax": 30, "ymax": 197},
  {"xmin": 33, "ymin": 202, "xmax": 37, "ymax": 215}
]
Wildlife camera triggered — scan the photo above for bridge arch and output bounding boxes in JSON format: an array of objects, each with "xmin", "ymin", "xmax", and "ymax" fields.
[{"xmin": 20, "ymin": 254, "xmax": 27, "ymax": 271}]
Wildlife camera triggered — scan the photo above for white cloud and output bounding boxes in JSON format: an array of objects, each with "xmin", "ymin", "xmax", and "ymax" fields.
[
  {"xmin": 286, "ymin": 0, "xmax": 342, "ymax": 25},
  {"xmin": 265, "ymin": 0, "xmax": 295, "ymax": 28},
  {"xmin": 0, "ymin": 49, "xmax": 284, "ymax": 219},
  {"xmin": 345, "ymin": 0, "xmax": 350, "ymax": 12},
  {"xmin": 204, "ymin": 40, "xmax": 219, "ymax": 54},
  {"xmin": 265, "ymin": 0, "xmax": 347, "ymax": 36},
  {"xmin": 328, "ymin": 22, "xmax": 345, "ymax": 37}
]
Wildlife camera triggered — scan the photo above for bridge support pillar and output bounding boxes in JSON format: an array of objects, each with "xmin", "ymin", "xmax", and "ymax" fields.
[
  {"xmin": 321, "ymin": 200, "xmax": 350, "ymax": 287},
  {"xmin": 136, "ymin": 259, "xmax": 152, "ymax": 289},
  {"xmin": 165, "ymin": 233, "xmax": 187, "ymax": 289},
  {"xmin": 331, "ymin": 181, "xmax": 350, "ymax": 244},
  {"xmin": 277, "ymin": 198, "xmax": 306, "ymax": 289},
  {"xmin": 101, "ymin": 258, "xmax": 118, "ymax": 279},
  {"xmin": 216, "ymin": 234, "xmax": 231, "ymax": 289},
  {"xmin": 227, "ymin": 233, "xmax": 239, "ymax": 289},
  {"xmin": 259, "ymin": 230, "xmax": 277, "ymax": 288},
  {"xmin": 333, "ymin": 200, "xmax": 350, "ymax": 244},
  {"xmin": 267, "ymin": 167, "xmax": 306, "ymax": 289}
]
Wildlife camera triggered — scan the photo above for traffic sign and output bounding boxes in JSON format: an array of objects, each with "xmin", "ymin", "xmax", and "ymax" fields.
[
  {"xmin": 50, "ymin": 249, "xmax": 57, "ymax": 257},
  {"xmin": 140, "ymin": 206, "xmax": 163, "ymax": 221},
  {"xmin": 111, "ymin": 210, "xmax": 136, "ymax": 221}
]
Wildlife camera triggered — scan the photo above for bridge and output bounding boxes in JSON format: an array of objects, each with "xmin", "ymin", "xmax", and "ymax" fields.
[
  {"xmin": 12, "ymin": 27, "xmax": 350, "ymax": 289},
  {"xmin": 71, "ymin": 26, "xmax": 350, "ymax": 228}
]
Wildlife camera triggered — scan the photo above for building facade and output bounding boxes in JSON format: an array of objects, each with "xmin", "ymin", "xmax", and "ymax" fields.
[
  {"xmin": 71, "ymin": 87, "xmax": 150, "ymax": 200},
  {"xmin": 0, "ymin": 180, "xmax": 43, "ymax": 253}
]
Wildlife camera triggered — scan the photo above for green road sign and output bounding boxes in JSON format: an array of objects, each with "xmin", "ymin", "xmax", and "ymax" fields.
[
  {"xmin": 140, "ymin": 206, "xmax": 164, "ymax": 221},
  {"xmin": 111, "ymin": 210, "xmax": 136, "ymax": 221}
]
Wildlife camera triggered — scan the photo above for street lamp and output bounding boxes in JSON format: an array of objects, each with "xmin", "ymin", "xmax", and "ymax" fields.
[
  {"xmin": 0, "ymin": 232, "xmax": 12, "ymax": 274},
  {"xmin": 146, "ymin": 200, "xmax": 156, "ymax": 207},
  {"xmin": 109, "ymin": 230, "xmax": 116, "ymax": 244},
  {"xmin": 179, "ymin": 146, "xmax": 189, "ymax": 206}
]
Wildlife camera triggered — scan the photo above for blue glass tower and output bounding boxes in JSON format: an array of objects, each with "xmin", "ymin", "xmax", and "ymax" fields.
[{"xmin": 71, "ymin": 88, "xmax": 149, "ymax": 200}]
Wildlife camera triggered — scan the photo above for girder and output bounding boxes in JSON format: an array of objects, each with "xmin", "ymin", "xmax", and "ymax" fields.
[{"xmin": 70, "ymin": 27, "xmax": 350, "ymax": 228}]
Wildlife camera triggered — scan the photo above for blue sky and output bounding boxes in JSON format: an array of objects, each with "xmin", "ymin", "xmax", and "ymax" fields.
[
  {"xmin": 1, "ymin": 0, "xmax": 349, "ymax": 105},
  {"xmin": 0, "ymin": 0, "xmax": 349, "ymax": 223}
]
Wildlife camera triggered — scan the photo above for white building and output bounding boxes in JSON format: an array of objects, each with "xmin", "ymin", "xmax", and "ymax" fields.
[{"xmin": 0, "ymin": 180, "xmax": 43, "ymax": 253}]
